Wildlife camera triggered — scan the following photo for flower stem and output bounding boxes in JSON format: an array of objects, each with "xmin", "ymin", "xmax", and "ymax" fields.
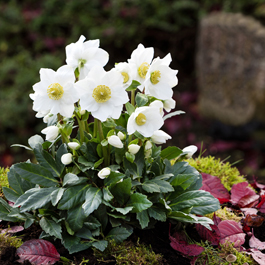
[
  {"xmin": 97, "ymin": 120, "xmax": 109, "ymax": 166},
  {"xmin": 74, "ymin": 111, "xmax": 85, "ymax": 144},
  {"xmin": 131, "ymin": 90, "xmax": 135, "ymax": 106}
]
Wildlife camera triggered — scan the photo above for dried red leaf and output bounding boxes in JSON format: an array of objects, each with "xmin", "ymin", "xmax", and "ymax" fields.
[
  {"xmin": 1, "ymin": 226, "xmax": 24, "ymax": 234},
  {"xmin": 218, "ymin": 220, "xmax": 245, "ymax": 247},
  {"xmin": 249, "ymin": 249, "xmax": 265, "ymax": 265},
  {"xmin": 249, "ymin": 233, "xmax": 265, "ymax": 250},
  {"xmin": 16, "ymin": 239, "xmax": 60, "ymax": 265},
  {"xmin": 213, "ymin": 213, "xmax": 221, "ymax": 226},
  {"xmin": 244, "ymin": 214, "xmax": 264, "ymax": 227},
  {"xmin": 195, "ymin": 223, "xmax": 220, "ymax": 246},
  {"xmin": 200, "ymin": 173, "xmax": 230, "ymax": 203}
]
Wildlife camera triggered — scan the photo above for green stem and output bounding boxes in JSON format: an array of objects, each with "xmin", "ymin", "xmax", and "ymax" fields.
[
  {"xmin": 74, "ymin": 111, "xmax": 85, "ymax": 144},
  {"xmin": 94, "ymin": 118, "xmax": 98, "ymax": 138},
  {"xmin": 131, "ymin": 90, "xmax": 135, "ymax": 106},
  {"xmin": 97, "ymin": 120, "xmax": 109, "ymax": 167}
]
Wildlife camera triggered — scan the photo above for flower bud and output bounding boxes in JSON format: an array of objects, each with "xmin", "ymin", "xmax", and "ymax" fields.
[
  {"xmin": 163, "ymin": 98, "xmax": 176, "ymax": 112},
  {"xmin": 98, "ymin": 167, "xmax": 111, "ymax": 179},
  {"xmin": 182, "ymin": 145, "xmax": 197, "ymax": 158},
  {"xmin": 145, "ymin": 140, "xmax": 152, "ymax": 150},
  {"xmin": 128, "ymin": 144, "xmax": 141, "ymax": 155},
  {"xmin": 41, "ymin": 126, "xmax": 59, "ymax": 141},
  {"xmin": 80, "ymin": 109, "xmax": 86, "ymax": 115},
  {"xmin": 151, "ymin": 130, "xmax": 171, "ymax": 144},
  {"xmin": 108, "ymin": 135, "xmax": 124, "ymax": 148},
  {"xmin": 117, "ymin": 131, "xmax": 125, "ymax": 141},
  {"xmin": 61, "ymin": 153, "xmax": 73, "ymax": 165},
  {"xmin": 68, "ymin": 142, "xmax": 80, "ymax": 150}
]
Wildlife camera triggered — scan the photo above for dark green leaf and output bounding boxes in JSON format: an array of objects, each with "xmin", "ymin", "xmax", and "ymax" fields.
[
  {"xmin": 92, "ymin": 240, "xmax": 108, "ymax": 252},
  {"xmin": 136, "ymin": 210, "xmax": 149, "ymax": 229},
  {"xmin": 104, "ymin": 171, "xmax": 124, "ymax": 186},
  {"xmin": 148, "ymin": 206, "xmax": 167, "ymax": 222},
  {"xmin": 126, "ymin": 80, "xmax": 141, "ymax": 91},
  {"xmin": 102, "ymin": 187, "xmax": 114, "ymax": 201},
  {"xmin": 39, "ymin": 217, "xmax": 62, "ymax": 239},
  {"xmin": 55, "ymin": 143, "xmax": 68, "ymax": 175},
  {"xmin": 75, "ymin": 227, "xmax": 92, "ymax": 240},
  {"xmin": 135, "ymin": 92, "xmax": 149, "ymax": 107},
  {"xmin": 125, "ymin": 102, "xmax": 135, "ymax": 115},
  {"xmin": 62, "ymin": 233, "xmax": 90, "ymax": 254},
  {"xmin": 106, "ymin": 227, "xmax": 132, "ymax": 243},
  {"xmin": 51, "ymin": 188, "xmax": 65, "ymax": 206},
  {"xmin": 115, "ymin": 206, "xmax": 133, "ymax": 215},
  {"xmin": 170, "ymin": 173, "xmax": 199, "ymax": 190},
  {"xmin": 82, "ymin": 187, "xmax": 102, "ymax": 216},
  {"xmin": 127, "ymin": 193, "xmax": 152, "ymax": 213},
  {"xmin": 67, "ymin": 204, "xmax": 86, "ymax": 232},
  {"xmin": 160, "ymin": 146, "xmax": 182, "ymax": 160},
  {"xmin": 94, "ymin": 157, "xmax": 104, "ymax": 169},
  {"xmin": 151, "ymin": 179, "xmax": 174, "ymax": 193},
  {"xmin": 62, "ymin": 173, "xmax": 87, "ymax": 187},
  {"xmin": 84, "ymin": 216, "xmax": 101, "ymax": 230},
  {"xmin": 0, "ymin": 198, "xmax": 19, "ymax": 222},
  {"xmin": 126, "ymin": 152, "xmax": 135, "ymax": 163},
  {"xmin": 110, "ymin": 178, "xmax": 132, "ymax": 205},
  {"xmin": 28, "ymin": 134, "xmax": 44, "ymax": 149},
  {"xmin": 2, "ymin": 187, "xmax": 20, "ymax": 203},
  {"xmin": 103, "ymin": 118, "xmax": 117, "ymax": 127},
  {"xmin": 142, "ymin": 180, "xmax": 160, "ymax": 193}
]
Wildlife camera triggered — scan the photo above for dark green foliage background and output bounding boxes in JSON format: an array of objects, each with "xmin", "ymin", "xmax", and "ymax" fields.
[{"xmin": 0, "ymin": 0, "xmax": 264, "ymax": 165}]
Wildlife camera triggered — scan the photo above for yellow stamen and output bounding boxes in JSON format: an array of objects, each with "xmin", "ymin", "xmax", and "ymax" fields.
[
  {"xmin": 150, "ymin": 70, "xmax": 161, "ymax": 84},
  {"xmin": 138, "ymin": 62, "xmax": 150, "ymax": 79},
  {"xmin": 135, "ymin": 113, "xmax": 147, "ymax": 126},
  {"xmin": 92, "ymin": 85, "xmax": 111, "ymax": 103},
  {"xmin": 47, "ymin": 83, "xmax": 64, "ymax": 100},
  {"xmin": 121, "ymin": 72, "xmax": 129, "ymax": 83}
]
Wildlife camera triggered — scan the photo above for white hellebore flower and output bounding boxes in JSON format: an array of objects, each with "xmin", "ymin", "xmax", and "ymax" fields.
[
  {"xmin": 108, "ymin": 135, "xmax": 124, "ymax": 148},
  {"xmin": 65, "ymin": 35, "xmax": 109, "ymax": 80},
  {"xmin": 128, "ymin": 144, "xmax": 141, "ymax": 155},
  {"xmin": 31, "ymin": 65, "xmax": 79, "ymax": 118},
  {"xmin": 117, "ymin": 131, "xmax": 125, "ymax": 141},
  {"xmin": 61, "ymin": 153, "xmax": 73, "ymax": 165},
  {"xmin": 163, "ymin": 98, "xmax": 176, "ymax": 112},
  {"xmin": 127, "ymin": 105, "xmax": 164, "ymax": 137},
  {"xmin": 182, "ymin": 145, "xmax": 198, "ymax": 158},
  {"xmin": 128, "ymin": 43, "xmax": 154, "ymax": 90},
  {"xmin": 98, "ymin": 167, "xmax": 111, "ymax": 179},
  {"xmin": 41, "ymin": 126, "xmax": 59, "ymax": 141},
  {"xmin": 151, "ymin": 130, "xmax": 172, "ymax": 144},
  {"xmin": 114, "ymin": 62, "xmax": 134, "ymax": 89},
  {"xmin": 75, "ymin": 65, "xmax": 129, "ymax": 121},
  {"xmin": 144, "ymin": 140, "xmax": 152, "ymax": 158},
  {"xmin": 149, "ymin": 100, "xmax": 164, "ymax": 116},
  {"xmin": 144, "ymin": 54, "xmax": 178, "ymax": 100},
  {"xmin": 68, "ymin": 142, "xmax": 80, "ymax": 150}
]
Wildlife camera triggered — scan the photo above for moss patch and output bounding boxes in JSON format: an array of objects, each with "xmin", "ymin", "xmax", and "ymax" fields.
[{"xmin": 0, "ymin": 168, "xmax": 9, "ymax": 196}]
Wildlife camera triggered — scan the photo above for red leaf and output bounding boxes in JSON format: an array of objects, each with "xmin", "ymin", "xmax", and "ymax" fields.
[
  {"xmin": 249, "ymin": 234, "xmax": 265, "ymax": 250},
  {"xmin": 1, "ymin": 226, "xmax": 24, "ymax": 234},
  {"xmin": 218, "ymin": 220, "xmax": 245, "ymax": 247},
  {"xmin": 213, "ymin": 213, "xmax": 221, "ymax": 226},
  {"xmin": 195, "ymin": 223, "xmax": 220, "ymax": 246},
  {"xmin": 230, "ymin": 182, "xmax": 258, "ymax": 207},
  {"xmin": 249, "ymin": 249, "xmax": 265, "ymax": 265},
  {"xmin": 200, "ymin": 173, "xmax": 230, "ymax": 203},
  {"xmin": 16, "ymin": 239, "xmax": 60, "ymax": 265}
]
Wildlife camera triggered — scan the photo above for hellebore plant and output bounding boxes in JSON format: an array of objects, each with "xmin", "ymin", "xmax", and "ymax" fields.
[{"xmin": 0, "ymin": 36, "xmax": 220, "ymax": 254}]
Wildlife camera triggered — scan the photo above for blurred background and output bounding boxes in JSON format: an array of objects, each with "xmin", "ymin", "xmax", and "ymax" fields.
[{"xmin": 1, "ymin": 0, "xmax": 265, "ymax": 180}]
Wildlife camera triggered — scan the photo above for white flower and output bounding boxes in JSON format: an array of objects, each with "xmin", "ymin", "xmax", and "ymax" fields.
[
  {"xmin": 108, "ymin": 135, "xmax": 124, "ymax": 148},
  {"xmin": 65, "ymin": 35, "xmax": 109, "ymax": 80},
  {"xmin": 143, "ymin": 54, "xmax": 178, "ymax": 100},
  {"xmin": 182, "ymin": 145, "xmax": 197, "ymax": 158},
  {"xmin": 151, "ymin": 130, "xmax": 171, "ymax": 144},
  {"xmin": 75, "ymin": 65, "xmax": 129, "ymax": 121},
  {"xmin": 127, "ymin": 105, "xmax": 164, "ymax": 137},
  {"xmin": 149, "ymin": 100, "xmax": 164, "ymax": 116},
  {"xmin": 128, "ymin": 144, "xmax": 141, "ymax": 155},
  {"xmin": 98, "ymin": 167, "xmax": 111, "ymax": 179},
  {"xmin": 117, "ymin": 131, "xmax": 125, "ymax": 141},
  {"xmin": 61, "ymin": 153, "xmax": 73, "ymax": 165},
  {"xmin": 128, "ymin": 43, "xmax": 154, "ymax": 90},
  {"xmin": 31, "ymin": 65, "xmax": 79, "ymax": 118},
  {"xmin": 163, "ymin": 98, "xmax": 176, "ymax": 112},
  {"xmin": 43, "ymin": 113, "xmax": 53, "ymax": 123},
  {"xmin": 68, "ymin": 142, "xmax": 80, "ymax": 150},
  {"xmin": 114, "ymin": 62, "xmax": 134, "ymax": 89},
  {"xmin": 41, "ymin": 126, "xmax": 59, "ymax": 141},
  {"xmin": 145, "ymin": 140, "xmax": 152, "ymax": 150}
]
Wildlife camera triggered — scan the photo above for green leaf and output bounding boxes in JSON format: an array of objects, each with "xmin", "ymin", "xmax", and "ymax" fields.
[
  {"xmin": 169, "ymin": 190, "xmax": 220, "ymax": 215},
  {"xmin": 110, "ymin": 178, "xmax": 132, "ymax": 205},
  {"xmin": 80, "ymin": 142, "xmax": 99, "ymax": 163},
  {"xmin": 102, "ymin": 187, "xmax": 114, "ymax": 202},
  {"xmin": 135, "ymin": 92, "xmax": 149, "ymax": 107},
  {"xmin": 106, "ymin": 227, "xmax": 132, "ymax": 243},
  {"xmin": 33, "ymin": 144, "xmax": 61, "ymax": 177},
  {"xmin": 14, "ymin": 162, "xmax": 59, "ymax": 187},
  {"xmin": 151, "ymin": 179, "xmax": 174, "ymax": 193},
  {"xmin": 170, "ymin": 173, "xmax": 199, "ymax": 190},
  {"xmin": 8, "ymin": 166, "xmax": 34, "ymax": 195},
  {"xmin": 126, "ymin": 80, "xmax": 141, "ymax": 91},
  {"xmin": 101, "ymin": 139, "xmax": 108, "ymax": 146},
  {"xmin": 104, "ymin": 171, "xmax": 124, "ymax": 186},
  {"xmin": 163, "ymin": 110, "xmax": 185, "ymax": 121},
  {"xmin": 92, "ymin": 240, "xmax": 108, "ymax": 252},
  {"xmin": 11, "ymin": 144, "xmax": 32, "ymax": 151},
  {"xmin": 126, "ymin": 152, "xmax": 135, "ymax": 163},
  {"xmin": 82, "ymin": 187, "xmax": 102, "ymax": 216},
  {"xmin": 18, "ymin": 187, "xmax": 57, "ymax": 212},
  {"xmin": 58, "ymin": 184, "xmax": 89, "ymax": 210},
  {"xmin": 13, "ymin": 188, "xmax": 39, "ymax": 208},
  {"xmin": 115, "ymin": 206, "xmax": 133, "ymax": 215},
  {"xmin": 67, "ymin": 204, "xmax": 86, "ymax": 232},
  {"xmin": 28, "ymin": 134, "xmax": 44, "ymax": 149},
  {"xmin": 142, "ymin": 180, "xmax": 160, "ymax": 193},
  {"xmin": 55, "ymin": 143, "xmax": 67, "ymax": 175},
  {"xmin": 160, "ymin": 146, "xmax": 182, "ymax": 160},
  {"xmin": 127, "ymin": 193, "xmax": 153, "ymax": 213},
  {"xmin": 39, "ymin": 217, "xmax": 62, "ymax": 239},
  {"xmin": 62, "ymin": 173, "xmax": 87, "ymax": 187},
  {"xmin": 136, "ymin": 210, "xmax": 149, "ymax": 229},
  {"xmin": 75, "ymin": 227, "xmax": 92, "ymax": 240},
  {"xmin": 148, "ymin": 206, "xmax": 167, "ymax": 222},
  {"xmin": 78, "ymin": 156, "xmax": 94, "ymax": 172},
  {"xmin": 103, "ymin": 118, "xmax": 117, "ymax": 128},
  {"xmin": 2, "ymin": 187, "xmax": 20, "ymax": 203},
  {"xmin": 94, "ymin": 157, "xmax": 104, "ymax": 169},
  {"xmin": 0, "ymin": 198, "xmax": 19, "ymax": 222},
  {"xmin": 51, "ymin": 188, "xmax": 65, "ymax": 206},
  {"xmin": 84, "ymin": 216, "xmax": 101, "ymax": 230},
  {"xmin": 125, "ymin": 102, "xmax": 135, "ymax": 115},
  {"xmin": 123, "ymin": 159, "xmax": 138, "ymax": 180},
  {"xmin": 94, "ymin": 204, "xmax": 108, "ymax": 231},
  {"xmin": 62, "ymin": 233, "xmax": 90, "ymax": 254}
]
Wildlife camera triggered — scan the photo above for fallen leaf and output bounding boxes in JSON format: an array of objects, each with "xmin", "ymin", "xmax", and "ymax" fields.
[
  {"xmin": 1, "ymin": 226, "xmax": 24, "ymax": 234},
  {"xmin": 16, "ymin": 239, "xmax": 60, "ymax": 265},
  {"xmin": 249, "ymin": 248, "xmax": 265, "ymax": 265},
  {"xmin": 249, "ymin": 233, "xmax": 265, "ymax": 250},
  {"xmin": 195, "ymin": 223, "xmax": 220, "ymax": 246},
  {"xmin": 244, "ymin": 214, "xmax": 264, "ymax": 227},
  {"xmin": 241, "ymin": 208, "xmax": 258, "ymax": 216}
]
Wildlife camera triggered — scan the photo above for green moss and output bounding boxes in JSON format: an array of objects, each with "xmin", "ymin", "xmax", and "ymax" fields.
[
  {"xmin": 195, "ymin": 241, "xmax": 257, "ymax": 264},
  {"xmin": 206, "ymin": 207, "xmax": 243, "ymax": 222},
  {"xmin": 187, "ymin": 156, "xmax": 247, "ymax": 191},
  {"xmin": 94, "ymin": 239, "xmax": 163, "ymax": 265},
  {"xmin": 0, "ymin": 167, "xmax": 9, "ymax": 196},
  {"xmin": 0, "ymin": 231, "xmax": 23, "ymax": 253}
]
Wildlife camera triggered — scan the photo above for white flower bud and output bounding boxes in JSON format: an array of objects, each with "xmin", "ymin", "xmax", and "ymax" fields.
[
  {"xmin": 80, "ymin": 109, "xmax": 86, "ymax": 115},
  {"xmin": 163, "ymin": 98, "xmax": 176, "ymax": 112},
  {"xmin": 68, "ymin": 142, "xmax": 80, "ymax": 150},
  {"xmin": 98, "ymin": 167, "xmax": 111, "ymax": 179},
  {"xmin": 108, "ymin": 135, "xmax": 124, "ymax": 148},
  {"xmin": 151, "ymin": 130, "xmax": 171, "ymax": 144},
  {"xmin": 117, "ymin": 131, "xmax": 125, "ymax": 140},
  {"xmin": 128, "ymin": 144, "xmax": 141, "ymax": 155},
  {"xmin": 182, "ymin": 145, "xmax": 197, "ymax": 158},
  {"xmin": 61, "ymin": 153, "xmax": 73, "ymax": 165},
  {"xmin": 41, "ymin": 126, "xmax": 59, "ymax": 141},
  {"xmin": 145, "ymin": 140, "xmax": 152, "ymax": 150}
]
